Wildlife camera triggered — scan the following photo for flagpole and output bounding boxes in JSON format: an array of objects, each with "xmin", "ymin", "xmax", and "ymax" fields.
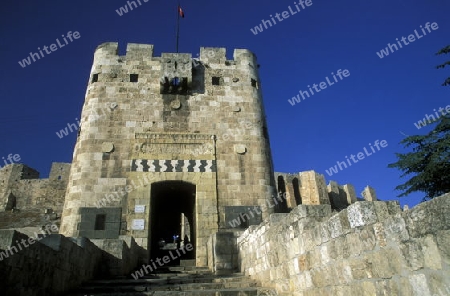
[{"xmin": 176, "ymin": 1, "xmax": 180, "ymax": 53}]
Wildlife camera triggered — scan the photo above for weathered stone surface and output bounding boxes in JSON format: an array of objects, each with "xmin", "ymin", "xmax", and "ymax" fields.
[
  {"xmin": 341, "ymin": 184, "xmax": 357, "ymax": 205},
  {"xmin": 361, "ymin": 185, "xmax": 377, "ymax": 201},
  {"xmin": 0, "ymin": 230, "xmax": 104, "ymax": 296},
  {"xmin": 347, "ymin": 202, "xmax": 378, "ymax": 228},
  {"xmin": 436, "ymin": 230, "xmax": 450, "ymax": 264},
  {"xmin": 327, "ymin": 181, "xmax": 341, "ymax": 209},
  {"xmin": 0, "ymin": 163, "xmax": 70, "ymax": 213},
  {"xmin": 404, "ymin": 193, "xmax": 450, "ymax": 238},
  {"xmin": 408, "ymin": 273, "xmax": 431, "ymax": 296},
  {"xmin": 327, "ymin": 209, "xmax": 351, "ymax": 239},
  {"xmin": 382, "ymin": 214, "xmax": 409, "ymax": 243},
  {"xmin": 237, "ymin": 194, "xmax": 450, "ymax": 296},
  {"xmin": 299, "ymin": 171, "xmax": 330, "ymax": 205},
  {"xmin": 208, "ymin": 232, "xmax": 241, "ymax": 275}
]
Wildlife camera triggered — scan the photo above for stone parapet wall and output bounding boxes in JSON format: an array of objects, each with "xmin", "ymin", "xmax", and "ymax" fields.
[
  {"xmin": 237, "ymin": 194, "xmax": 450, "ymax": 295},
  {"xmin": 91, "ymin": 235, "xmax": 142, "ymax": 276},
  {"xmin": 13, "ymin": 178, "xmax": 68, "ymax": 209},
  {"xmin": 0, "ymin": 231, "xmax": 103, "ymax": 295},
  {"xmin": 0, "ymin": 230, "xmax": 139, "ymax": 296},
  {"xmin": 207, "ymin": 231, "xmax": 243, "ymax": 275},
  {"xmin": 0, "ymin": 163, "xmax": 70, "ymax": 213}
]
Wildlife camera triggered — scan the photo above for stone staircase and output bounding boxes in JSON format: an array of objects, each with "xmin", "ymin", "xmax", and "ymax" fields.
[{"xmin": 64, "ymin": 266, "xmax": 278, "ymax": 296}]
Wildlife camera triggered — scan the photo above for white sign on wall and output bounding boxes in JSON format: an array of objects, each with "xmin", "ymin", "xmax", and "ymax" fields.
[
  {"xmin": 135, "ymin": 205, "xmax": 146, "ymax": 213},
  {"xmin": 132, "ymin": 219, "xmax": 145, "ymax": 230}
]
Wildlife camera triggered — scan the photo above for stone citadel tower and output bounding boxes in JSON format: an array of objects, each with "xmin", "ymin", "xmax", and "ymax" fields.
[{"xmin": 60, "ymin": 43, "xmax": 276, "ymax": 266}]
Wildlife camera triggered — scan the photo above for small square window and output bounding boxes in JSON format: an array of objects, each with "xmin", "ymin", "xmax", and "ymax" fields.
[
  {"xmin": 91, "ymin": 74, "xmax": 98, "ymax": 83},
  {"xmin": 251, "ymin": 78, "xmax": 257, "ymax": 88},
  {"xmin": 94, "ymin": 214, "xmax": 106, "ymax": 230},
  {"xmin": 212, "ymin": 77, "xmax": 221, "ymax": 86},
  {"xmin": 130, "ymin": 74, "xmax": 139, "ymax": 82}
]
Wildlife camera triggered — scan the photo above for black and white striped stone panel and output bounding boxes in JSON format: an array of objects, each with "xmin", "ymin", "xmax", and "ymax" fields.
[{"xmin": 131, "ymin": 159, "xmax": 217, "ymax": 173}]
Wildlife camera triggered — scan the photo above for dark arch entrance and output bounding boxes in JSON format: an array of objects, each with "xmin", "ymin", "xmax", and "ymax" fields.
[{"xmin": 150, "ymin": 181, "xmax": 196, "ymax": 265}]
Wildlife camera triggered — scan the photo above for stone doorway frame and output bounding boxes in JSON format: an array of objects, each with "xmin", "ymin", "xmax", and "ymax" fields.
[
  {"xmin": 126, "ymin": 171, "xmax": 218, "ymax": 267},
  {"xmin": 148, "ymin": 180, "xmax": 197, "ymax": 264}
]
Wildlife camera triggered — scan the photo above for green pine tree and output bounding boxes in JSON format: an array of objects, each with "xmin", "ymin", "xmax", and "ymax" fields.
[
  {"xmin": 388, "ymin": 116, "xmax": 450, "ymax": 201},
  {"xmin": 388, "ymin": 45, "xmax": 450, "ymax": 201},
  {"xmin": 436, "ymin": 45, "xmax": 450, "ymax": 86}
]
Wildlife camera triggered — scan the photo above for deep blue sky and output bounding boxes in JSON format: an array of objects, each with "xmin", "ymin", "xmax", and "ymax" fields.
[{"xmin": 1, "ymin": 0, "xmax": 449, "ymax": 207}]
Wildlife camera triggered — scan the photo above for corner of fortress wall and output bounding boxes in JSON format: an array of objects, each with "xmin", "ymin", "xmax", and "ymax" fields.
[
  {"xmin": 0, "ymin": 163, "xmax": 71, "ymax": 212},
  {"xmin": 236, "ymin": 193, "xmax": 450, "ymax": 295}
]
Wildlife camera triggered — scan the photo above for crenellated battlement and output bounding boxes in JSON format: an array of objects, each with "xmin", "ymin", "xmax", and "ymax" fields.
[
  {"xmin": 275, "ymin": 170, "xmax": 378, "ymax": 211},
  {"xmin": 92, "ymin": 42, "xmax": 258, "ymax": 67},
  {"xmin": 87, "ymin": 43, "xmax": 261, "ymax": 99}
]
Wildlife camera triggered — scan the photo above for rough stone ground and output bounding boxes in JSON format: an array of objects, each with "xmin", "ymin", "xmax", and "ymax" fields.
[{"xmin": 64, "ymin": 266, "xmax": 278, "ymax": 296}]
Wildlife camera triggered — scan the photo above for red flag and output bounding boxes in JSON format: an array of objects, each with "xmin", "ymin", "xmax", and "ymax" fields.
[{"xmin": 178, "ymin": 6, "xmax": 185, "ymax": 18}]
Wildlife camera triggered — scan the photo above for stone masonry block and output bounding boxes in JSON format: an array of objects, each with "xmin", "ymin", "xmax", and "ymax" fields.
[
  {"xmin": 359, "ymin": 226, "xmax": 377, "ymax": 252},
  {"xmin": 319, "ymin": 222, "xmax": 331, "ymax": 244},
  {"xmin": 373, "ymin": 222, "xmax": 387, "ymax": 247},
  {"xmin": 342, "ymin": 184, "xmax": 357, "ymax": 205},
  {"xmin": 408, "ymin": 273, "xmax": 431, "ymax": 296},
  {"xmin": 327, "ymin": 181, "xmax": 341, "ymax": 209},
  {"xmin": 385, "ymin": 200, "xmax": 401, "ymax": 215},
  {"xmin": 347, "ymin": 202, "xmax": 379, "ymax": 228},
  {"xmin": 267, "ymin": 213, "xmax": 288, "ymax": 226},
  {"xmin": 328, "ymin": 210, "xmax": 351, "ymax": 238},
  {"xmin": 126, "ymin": 43, "xmax": 154, "ymax": 58},
  {"xmin": 422, "ymin": 235, "xmax": 442, "ymax": 270},
  {"xmin": 298, "ymin": 230, "xmax": 315, "ymax": 254},
  {"xmin": 372, "ymin": 201, "xmax": 390, "ymax": 221},
  {"xmin": 382, "ymin": 214, "xmax": 409, "ymax": 243},
  {"xmin": 361, "ymin": 185, "xmax": 377, "ymax": 201},
  {"xmin": 404, "ymin": 193, "xmax": 450, "ymax": 238},
  {"xmin": 400, "ymin": 239, "xmax": 425, "ymax": 271},
  {"xmin": 290, "ymin": 204, "xmax": 332, "ymax": 222},
  {"xmin": 299, "ymin": 171, "xmax": 330, "ymax": 205},
  {"xmin": 436, "ymin": 230, "xmax": 450, "ymax": 264}
]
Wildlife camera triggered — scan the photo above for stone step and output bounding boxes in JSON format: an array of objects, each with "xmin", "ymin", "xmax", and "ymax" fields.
[
  {"xmin": 167, "ymin": 266, "xmax": 210, "ymax": 272},
  {"xmin": 84, "ymin": 273, "xmax": 255, "ymax": 285},
  {"xmin": 66, "ymin": 287, "xmax": 273, "ymax": 295},
  {"xmin": 64, "ymin": 271, "xmax": 277, "ymax": 296},
  {"xmin": 179, "ymin": 259, "xmax": 196, "ymax": 267},
  {"xmin": 72, "ymin": 275, "xmax": 260, "ymax": 293},
  {"xmin": 74, "ymin": 280, "xmax": 260, "ymax": 293}
]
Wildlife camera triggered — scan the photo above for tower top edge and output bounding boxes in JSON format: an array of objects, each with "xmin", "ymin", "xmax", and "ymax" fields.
[{"xmin": 93, "ymin": 42, "xmax": 257, "ymax": 62}]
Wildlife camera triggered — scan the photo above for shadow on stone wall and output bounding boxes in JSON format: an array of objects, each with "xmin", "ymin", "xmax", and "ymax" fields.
[
  {"xmin": 0, "ymin": 163, "xmax": 71, "ymax": 216},
  {"xmin": 0, "ymin": 231, "xmax": 142, "ymax": 296}
]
